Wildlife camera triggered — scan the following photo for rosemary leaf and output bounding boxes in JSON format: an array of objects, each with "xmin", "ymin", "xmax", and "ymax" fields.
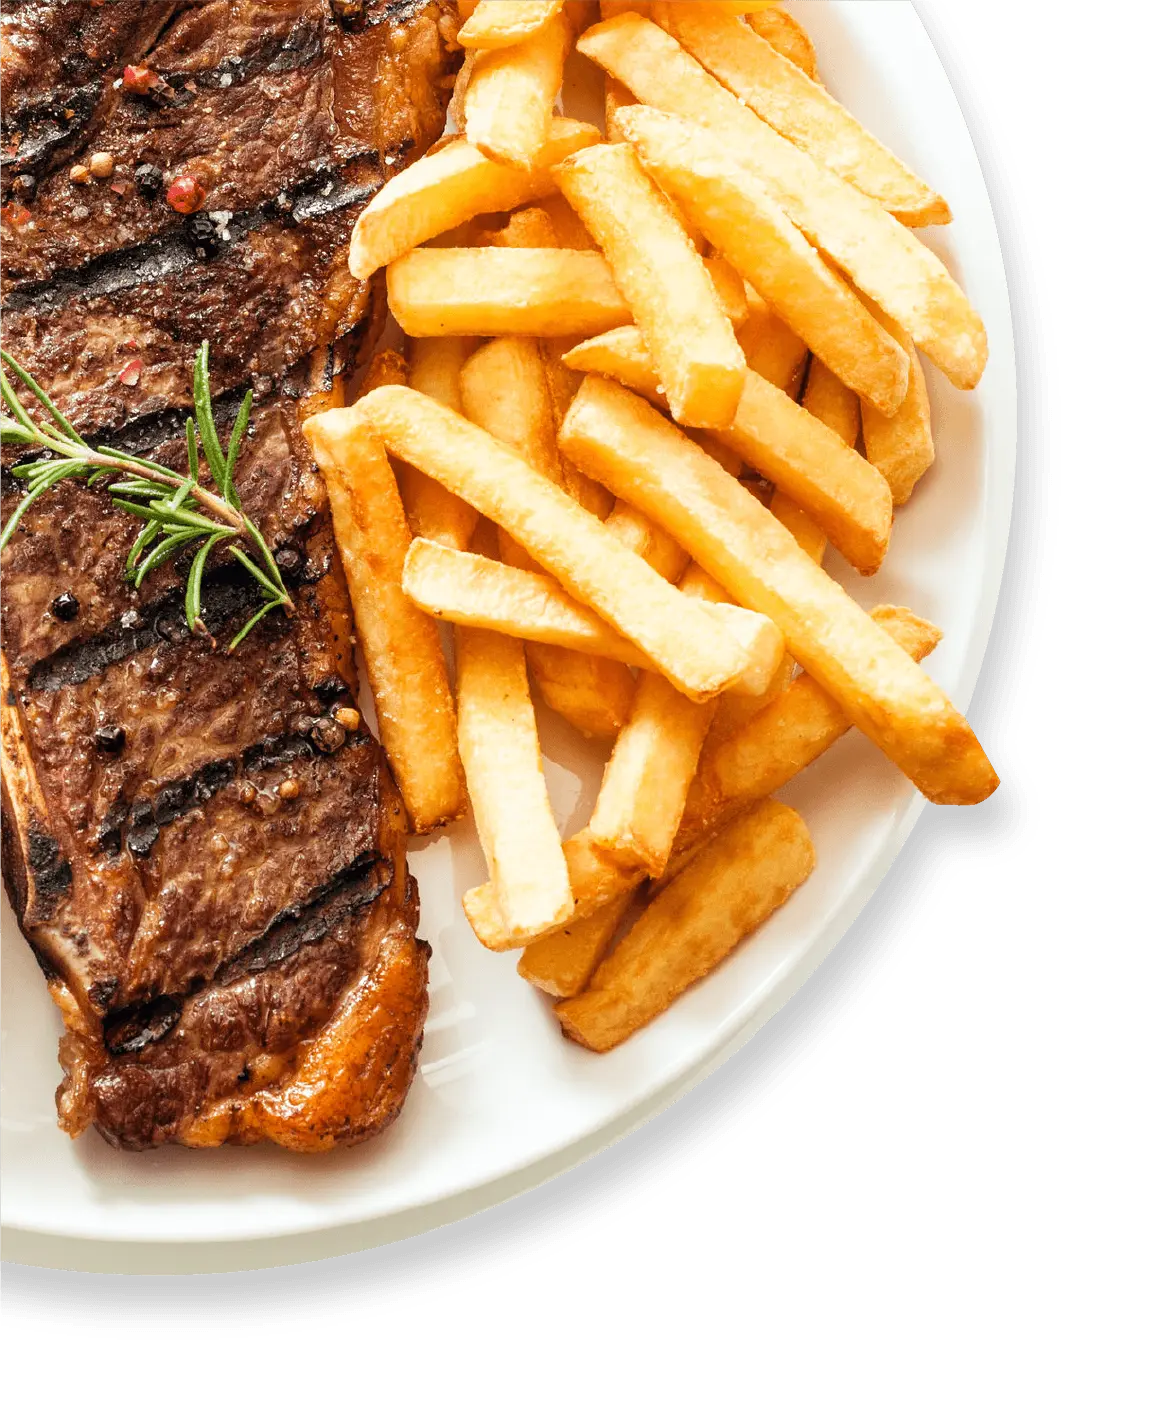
[{"xmin": 228, "ymin": 598, "xmax": 282, "ymax": 652}]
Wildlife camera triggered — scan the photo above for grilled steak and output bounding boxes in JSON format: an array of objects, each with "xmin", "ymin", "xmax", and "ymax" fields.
[{"xmin": 1, "ymin": 0, "xmax": 461, "ymax": 1150}]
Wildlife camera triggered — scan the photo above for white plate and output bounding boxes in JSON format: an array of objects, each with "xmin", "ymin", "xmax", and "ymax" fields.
[{"xmin": 1, "ymin": 1, "xmax": 1015, "ymax": 1271}]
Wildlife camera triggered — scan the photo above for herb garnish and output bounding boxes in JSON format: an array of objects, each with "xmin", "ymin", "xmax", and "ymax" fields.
[{"xmin": 0, "ymin": 342, "xmax": 292, "ymax": 651}]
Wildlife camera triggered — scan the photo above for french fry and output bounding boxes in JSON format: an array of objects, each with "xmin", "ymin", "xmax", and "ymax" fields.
[
  {"xmin": 605, "ymin": 500, "xmax": 689, "ymax": 583},
  {"xmin": 562, "ymin": 326, "xmax": 892, "ymax": 574},
  {"xmin": 396, "ymin": 337, "xmax": 481, "ymax": 551},
  {"xmin": 402, "ymin": 539, "xmax": 779, "ymax": 695},
  {"xmin": 457, "ymin": 0, "xmax": 479, "ymax": 18},
  {"xmin": 702, "ymin": 254, "xmax": 750, "ymax": 329},
  {"xmin": 301, "ymin": 407, "xmax": 466, "ymax": 833},
  {"xmin": 577, "ymin": 13, "xmax": 986, "ymax": 388},
  {"xmin": 348, "ymin": 119, "xmax": 598, "ymax": 278},
  {"xmin": 556, "ymin": 141, "xmax": 745, "ymax": 429},
  {"xmin": 603, "ymin": 74, "xmax": 635, "ymax": 140},
  {"xmin": 387, "ymin": 247, "xmax": 630, "ymax": 339},
  {"xmin": 802, "ymin": 355, "xmax": 861, "ymax": 449},
  {"xmin": 459, "ymin": 0, "xmax": 566, "ymax": 50},
  {"xmin": 678, "ymin": 605, "xmax": 943, "ymax": 872},
  {"xmin": 455, "ymin": 626, "xmax": 573, "ymax": 942},
  {"xmin": 858, "ymin": 300, "xmax": 935, "ymax": 505},
  {"xmin": 588, "ymin": 563, "xmax": 766, "ymax": 876},
  {"xmin": 518, "ymin": 890, "xmax": 635, "ymax": 999},
  {"xmin": 460, "ymin": 336, "xmax": 637, "ymax": 738},
  {"xmin": 557, "ymin": 799, "xmax": 815, "ymax": 1051},
  {"xmin": 559, "ymin": 376, "xmax": 999, "ymax": 804},
  {"xmin": 464, "ymin": 827, "xmax": 642, "ymax": 949},
  {"xmin": 485, "ymin": 205, "xmax": 561, "ymax": 248},
  {"xmin": 658, "ymin": 4, "xmax": 950, "ymax": 227},
  {"xmin": 535, "ymin": 193, "xmax": 596, "ymax": 250},
  {"xmin": 598, "ymin": 1, "xmax": 651, "ymax": 17},
  {"xmin": 747, "ymin": 5, "xmax": 818, "ymax": 80},
  {"xmin": 739, "ymin": 290, "xmax": 808, "ymax": 395},
  {"xmin": 464, "ymin": 9, "xmax": 571, "ymax": 170},
  {"xmin": 359, "ymin": 386, "xmax": 751, "ymax": 702},
  {"xmin": 615, "ymin": 105, "xmax": 910, "ymax": 415}
]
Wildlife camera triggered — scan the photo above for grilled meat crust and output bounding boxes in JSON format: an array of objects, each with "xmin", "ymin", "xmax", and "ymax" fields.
[{"xmin": 1, "ymin": 0, "xmax": 460, "ymax": 1151}]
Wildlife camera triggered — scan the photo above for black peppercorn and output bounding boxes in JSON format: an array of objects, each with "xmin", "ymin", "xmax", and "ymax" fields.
[
  {"xmin": 289, "ymin": 712, "xmax": 318, "ymax": 738},
  {"xmin": 309, "ymin": 716, "xmax": 346, "ymax": 754},
  {"xmin": 51, "ymin": 591, "xmax": 80, "ymax": 621},
  {"xmin": 94, "ymin": 724, "xmax": 126, "ymax": 754},
  {"xmin": 274, "ymin": 543, "xmax": 305, "ymax": 580},
  {"xmin": 186, "ymin": 211, "xmax": 221, "ymax": 259},
  {"xmin": 134, "ymin": 163, "xmax": 164, "ymax": 198}
]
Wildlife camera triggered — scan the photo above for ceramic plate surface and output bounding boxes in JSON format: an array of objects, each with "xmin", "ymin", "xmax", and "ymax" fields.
[{"xmin": 1, "ymin": 1, "xmax": 1015, "ymax": 1267}]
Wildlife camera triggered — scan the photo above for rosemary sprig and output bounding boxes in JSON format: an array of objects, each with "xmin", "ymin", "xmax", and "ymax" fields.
[{"xmin": 0, "ymin": 342, "xmax": 292, "ymax": 650}]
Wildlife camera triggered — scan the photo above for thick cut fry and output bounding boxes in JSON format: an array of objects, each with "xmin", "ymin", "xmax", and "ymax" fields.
[
  {"xmin": 459, "ymin": 1, "xmax": 565, "ymax": 50},
  {"xmin": 455, "ymin": 627, "xmax": 573, "ymax": 942},
  {"xmin": 747, "ymin": 6, "xmax": 818, "ymax": 80},
  {"xmin": 557, "ymin": 800, "xmax": 814, "ymax": 1051},
  {"xmin": 739, "ymin": 291, "xmax": 807, "ymax": 394},
  {"xmin": 398, "ymin": 337, "xmax": 480, "ymax": 551},
  {"xmin": 657, "ymin": 5, "xmax": 950, "ymax": 226},
  {"xmin": 605, "ymin": 501, "xmax": 689, "ymax": 582},
  {"xmin": 577, "ymin": 14, "xmax": 987, "ymax": 388},
  {"xmin": 802, "ymin": 355, "xmax": 861, "ymax": 449},
  {"xmin": 361, "ymin": 386, "xmax": 751, "ymax": 701},
  {"xmin": 388, "ymin": 247, "xmax": 630, "ymax": 339},
  {"xmin": 536, "ymin": 193, "xmax": 595, "ymax": 250},
  {"xmin": 457, "ymin": 0, "xmax": 479, "ymax": 18},
  {"xmin": 464, "ymin": 11, "xmax": 571, "ymax": 170},
  {"xmin": 348, "ymin": 119, "xmax": 598, "ymax": 278},
  {"xmin": 402, "ymin": 539, "xmax": 779, "ymax": 696},
  {"xmin": 616, "ymin": 105, "xmax": 910, "ymax": 415},
  {"xmin": 858, "ymin": 300, "xmax": 935, "ymax": 504},
  {"xmin": 485, "ymin": 205, "xmax": 561, "ymax": 248},
  {"xmin": 518, "ymin": 890, "xmax": 635, "ymax": 999},
  {"xmin": 589, "ymin": 562, "xmax": 758, "ymax": 875},
  {"xmin": 301, "ymin": 408, "xmax": 466, "ymax": 833},
  {"xmin": 563, "ymin": 326, "xmax": 892, "ymax": 574},
  {"xmin": 603, "ymin": 74, "xmax": 634, "ymax": 140},
  {"xmin": 460, "ymin": 336, "xmax": 637, "ymax": 737},
  {"xmin": 555, "ymin": 142, "xmax": 746, "ymax": 428},
  {"xmin": 679, "ymin": 606, "xmax": 942, "ymax": 872},
  {"xmin": 559, "ymin": 377, "xmax": 998, "ymax": 804},
  {"xmin": 464, "ymin": 828, "xmax": 642, "ymax": 949}
]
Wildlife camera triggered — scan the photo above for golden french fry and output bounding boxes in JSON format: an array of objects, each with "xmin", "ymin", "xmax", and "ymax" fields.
[
  {"xmin": 605, "ymin": 500, "xmax": 689, "ymax": 582},
  {"xmin": 387, "ymin": 247, "xmax": 630, "ymax": 339},
  {"xmin": 302, "ymin": 407, "xmax": 466, "ymax": 834},
  {"xmin": 460, "ymin": 336, "xmax": 637, "ymax": 737},
  {"xmin": 456, "ymin": 626, "xmax": 573, "ymax": 942},
  {"xmin": 557, "ymin": 799, "xmax": 815, "ymax": 1051},
  {"xmin": 402, "ymin": 539, "xmax": 779, "ymax": 696},
  {"xmin": 359, "ymin": 386, "xmax": 751, "ymax": 701},
  {"xmin": 464, "ymin": 827, "xmax": 642, "ymax": 949},
  {"xmin": 603, "ymin": 74, "xmax": 634, "ymax": 141},
  {"xmin": 658, "ymin": 4, "xmax": 950, "ymax": 226},
  {"xmin": 802, "ymin": 355, "xmax": 861, "ymax": 449},
  {"xmin": 464, "ymin": 10, "xmax": 571, "ymax": 170},
  {"xmin": 555, "ymin": 142, "xmax": 746, "ymax": 429},
  {"xmin": 518, "ymin": 890, "xmax": 635, "ymax": 999},
  {"xmin": 459, "ymin": 0, "xmax": 565, "ymax": 50},
  {"xmin": 678, "ymin": 605, "xmax": 943, "ymax": 875},
  {"xmin": 484, "ymin": 205, "xmax": 561, "ymax": 248},
  {"xmin": 348, "ymin": 119, "xmax": 598, "ymax": 278},
  {"xmin": 559, "ymin": 376, "xmax": 999, "ymax": 804},
  {"xmin": 457, "ymin": 0, "xmax": 479, "ymax": 18},
  {"xmin": 396, "ymin": 337, "xmax": 481, "ymax": 551},
  {"xmin": 858, "ymin": 300, "xmax": 935, "ymax": 505},
  {"xmin": 562, "ymin": 326, "xmax": 892, "ymax": 574},
  {"xmin": 588, "ymin": 561, "xmax": 767, "ymax": 876},
  {"xmin": 616, "ymin": 105, "xmax": 910, "ymax": 415},
  {"xmin": 739, "ymin": 290, "xmax": 808, "ymax": 395},
  {"xmin": 747, "ymin": 5, "xmax": 818, "ymax": 80},
  {"xmin": 598, "ymin": 0, "xmax": 650, "ymax": 16},
  {"xmin": 577, "ymin": 13, "xmax": 986, "ymax": 388},
  {"xmin": 703, "ymin": 254, "xmax": 750, "ymax": 329},
  {"xmin": 535, "ymin": 193, "xmax": 596, "ymax": 250}
]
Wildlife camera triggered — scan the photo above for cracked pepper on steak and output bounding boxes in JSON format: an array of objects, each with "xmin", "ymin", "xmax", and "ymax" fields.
[{"xmin": 0, "ymin": 0, "xmax": 461, "ymax": 1150}]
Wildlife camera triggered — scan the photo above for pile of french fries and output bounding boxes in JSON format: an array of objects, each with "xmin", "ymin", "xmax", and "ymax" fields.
[{"xmin": 303, "ymin": 1, "xmax": 998, "ymax": 1054}]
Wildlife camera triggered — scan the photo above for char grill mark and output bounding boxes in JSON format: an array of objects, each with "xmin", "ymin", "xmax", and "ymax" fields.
[{"xmin": 1, "ymin": 0, "xmax": 459, "ymax": 1150}]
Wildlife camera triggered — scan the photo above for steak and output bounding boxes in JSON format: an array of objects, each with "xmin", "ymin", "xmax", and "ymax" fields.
[{"xmin": 0, "ymin": 0, "xmax": 461, "ymax": 1150}]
